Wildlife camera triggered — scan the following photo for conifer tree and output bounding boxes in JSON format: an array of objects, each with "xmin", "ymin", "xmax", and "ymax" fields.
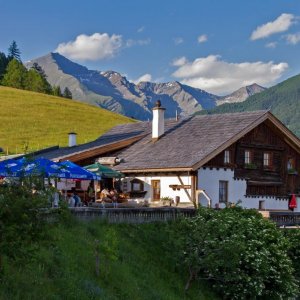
[
  {"xmin": 30, "ymin": 63, "xmax": 52, "ymax": 94},
  {"xmin": 52, "ymin": 85, "xmax": 62, "ymax": 97},
  {"xmin": 2, "ymin": 59, "xmax": 27, "ymax": 89},
  {"xmin": 0, "ymin": 52, "xmax": 9, "ymax": 82},
  {"xmin": 31, "ymin": 62, "xmax": 47, "ymax": 79},
  {"xmin": 63, "ymin": 87, "xmax": 72, "ymax": 99},
  {"xmin": 25, "ymin": 69, "xmax": 52, "ymax": 93},
  {"xmin": 8, "ymin": 40, "xmax": 21, "ymax": 61}
]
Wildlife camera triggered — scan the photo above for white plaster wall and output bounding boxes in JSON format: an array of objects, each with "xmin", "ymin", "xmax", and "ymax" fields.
[
  {"xmin": 55, "ymin": 179, "xmax": 75, "ymax": 191},
  {"xmin": 123, "ymin": 175, "xmax": 192, "ymax": 203},
  {"xmin": 198, "ymin": 167, "xmax": 290, "ymax": 211},
  {"xmin": 53, "ymin": 179, "xmax": 90, "ymax": 191}
]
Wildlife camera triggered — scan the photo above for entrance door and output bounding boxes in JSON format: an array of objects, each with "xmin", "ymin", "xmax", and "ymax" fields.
[{"xmin": 151, "ymin": 180, "xmax": 161, "ymax": 201}]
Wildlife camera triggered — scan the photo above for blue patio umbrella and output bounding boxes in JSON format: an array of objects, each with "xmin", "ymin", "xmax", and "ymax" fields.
[
  {"xmin": 58, "ymin": 161, "xmax": 100, "ymax": 180},
  {"xmin": 0, "ymin": 158, "xmax": 99, "ymax": 180},
  {"xmin": 15, "ymin": 157, "xmax": 71, "ymax": 178},
  {"xmin": 0, "ymin": 159, "xmax": 23, "ymax": 177}
]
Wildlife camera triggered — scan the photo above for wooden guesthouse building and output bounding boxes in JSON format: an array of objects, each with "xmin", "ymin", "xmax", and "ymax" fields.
[{"xmin": 36, "ymin": 101, "xmax": 300, "ymax": 211}]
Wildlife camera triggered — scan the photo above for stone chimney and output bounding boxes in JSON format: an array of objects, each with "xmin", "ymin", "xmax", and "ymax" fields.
[
  {"xmin": 152, "ymin": 100, "xmax": 165, "ymax": 140},
  {"xmin": 68, "ymin": 132, "xmax": 77, "ymax": 147}
]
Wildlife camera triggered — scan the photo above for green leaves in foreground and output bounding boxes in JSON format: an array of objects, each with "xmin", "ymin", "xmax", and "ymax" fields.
[
  {"xmin": 172, "ymin": 207, "xmax": 299, "ymax": 299},
  {"xmin": 0, "ymin": 179, "xmax": 49, "ymax": 268}
]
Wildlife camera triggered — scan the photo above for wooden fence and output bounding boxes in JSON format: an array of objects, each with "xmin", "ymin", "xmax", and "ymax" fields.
[
  {"xmin": 69, "ymin": 207, "xmax": 196, "ymax": 223},
  {"xmin": 69, "ymin": 207, "xmax": 300, "ymax": 226},
  {"xmin": 269, "ymin": 212, "xmax": 300, "ymax": 227}
]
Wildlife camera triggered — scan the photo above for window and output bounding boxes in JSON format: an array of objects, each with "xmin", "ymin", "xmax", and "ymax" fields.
[
  {"xmin": 224, "ymin": 150, "xmax": 230, "ymax": 164},
  {"xmin": 130, "ymin": 179, "xmax": 144, "ymax": 192},
  {"xmin": 259, "ymin": 200, "xmax": 265, "ymax": 210},
  {"xmin": 219, "ymin": 180, "xmax": 228, "ymax": 203},
  {"xmin": 133, "ymin": 183, "xmax": 141, "ymax": 191},
  {"xmin": 263, "ymin": 152, "xmax": 272, "ymax": 168},
  {"xmin": 122, "ymin": 180, "xmax": 128, "ymax": 192},
  {"xmin": 244, "ymin": 150, "xmax": 252, "ymax": 164},
  {"xmin": 287, "ymin": 158, "xmax": 296, "ymax": 174}
]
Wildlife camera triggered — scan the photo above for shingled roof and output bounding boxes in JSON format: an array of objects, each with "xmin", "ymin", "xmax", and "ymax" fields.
[
  {"xmin": 33, "ymin": 121, "xmax": 151, "ymax": 161},
  {"xmin": 114, "ymin": 110, "xmax": 271, "ymax": 172},
  {"xmin": 33, "ymin": 109, "xmax": 300, "ymax": 170}
]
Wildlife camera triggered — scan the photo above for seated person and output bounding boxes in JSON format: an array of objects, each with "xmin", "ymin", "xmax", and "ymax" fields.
[
  {"xmin": 87, "ymin": 182, "xmax": 95, "ymax": 203},
  {"xmin": 110, "ymin": 189, "xmax": 118, "ymax": 201},
  {"xmin": 73, "ymin": 191, "xmax": 82, "ymax": 207},
  {"xmin": 110, "ymin": 189, "xmax": 119, "ymax": 208},
  {"xmin": 118, "ymin": 192, "xmax": 129, "ymax": 203},
  {"xmin": 68, "ymin": 193, "xmax": 76, "ymax": 207},
  {"xmin": 100, "ymin": 188, "xmax": 112, "ymax": 203}
]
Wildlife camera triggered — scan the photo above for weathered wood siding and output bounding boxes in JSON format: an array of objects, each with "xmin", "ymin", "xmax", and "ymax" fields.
[{"xmin": 205, "ymin": 121, "xmax": 300, "ymax": 198}]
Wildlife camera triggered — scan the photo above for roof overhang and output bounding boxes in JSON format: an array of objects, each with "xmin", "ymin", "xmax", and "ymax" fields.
[
  {"xmin": 119, "ymin": 167, "xmax": 193, "ymax": 173},
  {"xmin": 53, "ymin": 134, "xmax": 147, "ymax": 163}
]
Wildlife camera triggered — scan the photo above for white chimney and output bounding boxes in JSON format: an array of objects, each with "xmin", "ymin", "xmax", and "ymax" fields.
[
  {"xmin": 152, "ymin": 100, "xmax": 165, "ymax": 140},
  {"xmin": 68, "ymin": 132, "xmax": 77, "ymax": 147}
]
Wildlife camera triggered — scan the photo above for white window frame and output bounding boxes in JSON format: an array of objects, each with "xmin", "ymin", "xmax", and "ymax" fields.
[
  {"xmin": 224, "ymin": 150, "xmax": 230, "ymax": 164},
  {"xmin": 245, "ymin": 150, "xmax": 251, "ymax": 164},
  {"xmin": 263, "ymin": 152, "xmax": 270, "ymax": 167}
]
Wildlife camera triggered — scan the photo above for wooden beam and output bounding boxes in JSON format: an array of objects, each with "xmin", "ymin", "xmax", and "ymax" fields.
[
  {"xmin": 191, "ymin": 173, "xmax": 197, "ymax": 207},
  {"xmin": 121, "ymin": 167, "xmax": 193, "ymax": 173},
  {"xmin": 177, "ymin": 175, "xmax": 192, "ymax": 202}
]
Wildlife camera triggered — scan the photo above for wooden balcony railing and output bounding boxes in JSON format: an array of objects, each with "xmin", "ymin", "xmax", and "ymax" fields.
[{"xmin": 269, "ymin": 212, "xmax": 300, "ymax": 227}]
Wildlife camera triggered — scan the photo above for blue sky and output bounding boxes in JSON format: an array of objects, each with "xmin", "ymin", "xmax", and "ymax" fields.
[{"xmin": 0, "ymin": 0, "xmax": 299, "ymax": 95}]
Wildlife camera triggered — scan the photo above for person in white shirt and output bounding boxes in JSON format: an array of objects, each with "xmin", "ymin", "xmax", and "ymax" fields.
[{"xmin": 68, "ymin": 193, "xmax": 76, "ymax": 207}]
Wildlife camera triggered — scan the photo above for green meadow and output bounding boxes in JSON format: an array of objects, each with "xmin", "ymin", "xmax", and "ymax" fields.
[{"xmin": 0, "ymin": 86, "xmax": 134, "ymax": 154}]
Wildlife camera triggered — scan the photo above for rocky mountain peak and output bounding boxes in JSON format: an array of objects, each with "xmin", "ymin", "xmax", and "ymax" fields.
[
  {"xmin": 216, "ymin": 83, "xmax": 266, "ymax": 106},
  {"xmin": 26, "ymin": 52, "xmax": 266, "ymax": 120}
]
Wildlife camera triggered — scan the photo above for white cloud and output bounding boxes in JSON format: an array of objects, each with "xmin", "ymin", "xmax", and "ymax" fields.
[
  {"xmin": 174, "ymin": 37, "xmax": 184, "ymax": 45},
  {"xmin": 172, "ymin": 56, "xmax": 188, "ymax": 67},
  {"xmin": 285, "ymin": 32, "xmax": 300, "ymax": 44},
  {"xmin": 197, "ymin": 34, "xmax": 208, "ymax": 43},
  {"xmin": 172, "ymin": 55, "xmax": 288, "ymax": 95},
  {"xmin": 265, "ymin": 42, "xmax": 277, "ymax": 48},
  {"xmin": 137, "ymin": 26, "xmax": 145, "ymax": 33},
  {"xmin": 250, "ymin": 13, "xmax": 295, "ymax": 40},
  {"xmin": 126, "ymin": 38, "xmax": 151, "ymax": 47},
  {"xmin": 134, "ymin": 73, "xmax": 152, "ymax": 83},
  {"xmin": 55, "ymin": 33, "xmax": 122, "ymax": 60}
]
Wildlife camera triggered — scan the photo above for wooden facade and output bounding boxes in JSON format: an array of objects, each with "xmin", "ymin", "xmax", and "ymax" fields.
[{"xmin": 204, "ymin": 121, "xmax": 300, "ymax": 198}]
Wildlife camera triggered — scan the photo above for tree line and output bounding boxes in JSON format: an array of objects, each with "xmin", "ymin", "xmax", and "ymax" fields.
[{"xmin": 0, "ymin": 41, "xmax": 72, "ymax": 99}]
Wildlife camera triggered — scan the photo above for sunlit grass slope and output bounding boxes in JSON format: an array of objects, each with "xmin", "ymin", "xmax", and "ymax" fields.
[{"xmin": 0, "ymin": 86, "xmax": 134, "ymax": 154}]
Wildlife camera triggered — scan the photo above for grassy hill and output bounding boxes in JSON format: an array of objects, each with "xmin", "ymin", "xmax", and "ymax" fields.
[
  {"xmin": 199, "ymin": 74, "xmax": 300, "ymax": 137},
  {"xmin": 0, "ymin": 219, "xmax": 216, "ymax": 300},
  {"xmin": 0, "ymin": 86, "xmax": 134, "ymax": 154}
]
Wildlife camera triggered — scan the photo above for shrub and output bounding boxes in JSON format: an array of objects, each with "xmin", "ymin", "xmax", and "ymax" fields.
[
  {"xmin": 172, "ymin": 207, "xmax": 298, "ymax": 299},
  {"xmin": 284, "ymin": 229, "xmax": 300, "ymax": 281},
  {"xmin": 0, "ymin": 177, "xmax": 50, "ymax": 270}
]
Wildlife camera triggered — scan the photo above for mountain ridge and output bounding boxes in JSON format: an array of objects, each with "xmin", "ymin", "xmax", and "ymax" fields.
[
  {"xmin": 216, "ymin": 83, "xmax": 266, "ymax": 105},
  {"xmin": 200, "ymin": 73, "xmax": 300, "ymax": 137},
  {"xmin": 26, "ymin": 52, "xmax": 265, "ymax": 120}
]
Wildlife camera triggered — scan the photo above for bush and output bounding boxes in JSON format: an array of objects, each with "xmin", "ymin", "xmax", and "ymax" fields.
[
  {"xmin": 284, "ymin": 229, "xmax": 300, "ymax": 281},
  {"xmin": 171, "ymin": 207, "xmax": 298, "ymax": 299},
  {"xmin": 0, "ymin": 177, "xmax": 50, "ymax": 270}
]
